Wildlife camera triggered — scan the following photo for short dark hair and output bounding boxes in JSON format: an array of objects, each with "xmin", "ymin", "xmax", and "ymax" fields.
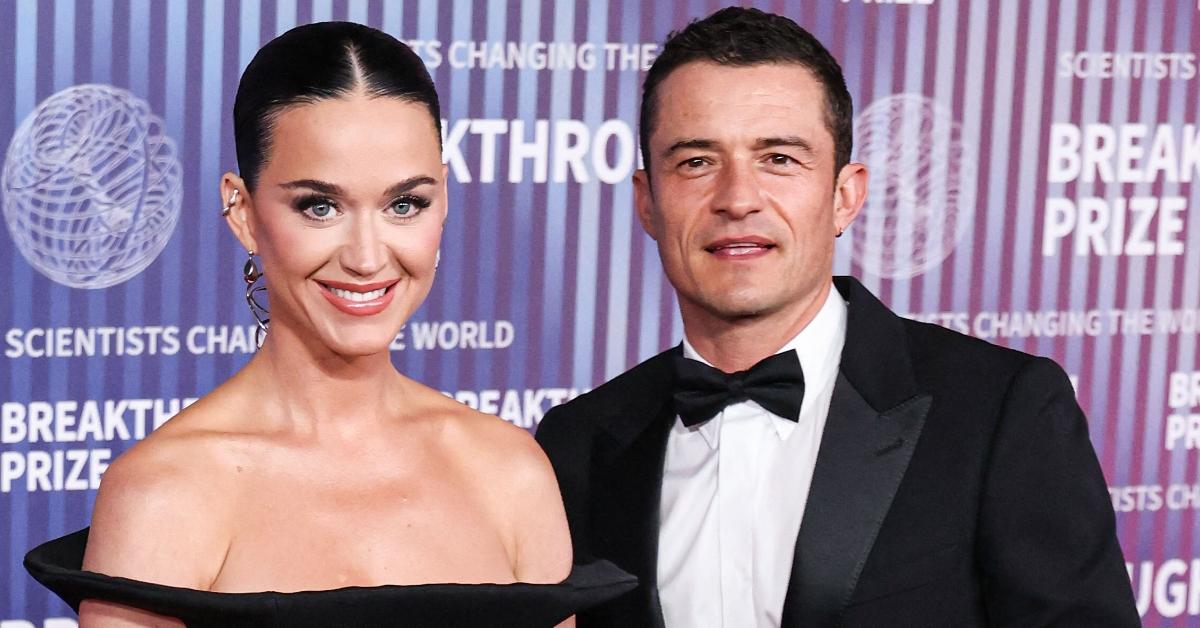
[
  {"xmin": 639, "ymin": 7, "xmax": 853, "ymax": 178},
  {"xmin": 233, "ymin": 22, "xmax": 441, "ymax": 190}
]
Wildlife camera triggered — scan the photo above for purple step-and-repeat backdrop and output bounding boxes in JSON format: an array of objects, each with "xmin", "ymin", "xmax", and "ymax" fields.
[{"xmin": 2, "ymin": 0, "xmax": 1198, "ymax": 625}]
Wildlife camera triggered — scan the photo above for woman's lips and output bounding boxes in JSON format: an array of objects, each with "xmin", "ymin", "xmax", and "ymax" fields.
[{"xmin": 316, "ymin": 280, "xmax": 397, "ymax": 316}]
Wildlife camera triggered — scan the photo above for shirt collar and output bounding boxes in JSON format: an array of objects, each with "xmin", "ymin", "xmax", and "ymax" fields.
[{"xmin": 678, "ymin": 283, "xmax": 848, "ymax": 446}]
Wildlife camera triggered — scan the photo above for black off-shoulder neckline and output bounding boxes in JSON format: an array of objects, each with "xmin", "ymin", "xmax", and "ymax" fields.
[{"xmin": 26, "ymin": 528, "xmax": 637, "ymax": 628}]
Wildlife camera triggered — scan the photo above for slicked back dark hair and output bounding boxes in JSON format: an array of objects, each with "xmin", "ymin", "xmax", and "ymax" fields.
[
  {"xmin": 233, "ymin": 21, "xmax": 441, "ymax": 190},
  {"xmin": 639, "ymin": 7, "xmax": 853, "ymax": 180}
]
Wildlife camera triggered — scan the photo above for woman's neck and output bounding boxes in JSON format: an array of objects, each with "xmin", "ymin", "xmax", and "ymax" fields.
[{"xmin": 235, "ymin": 323, "xmax": 409, "ymax": 438}]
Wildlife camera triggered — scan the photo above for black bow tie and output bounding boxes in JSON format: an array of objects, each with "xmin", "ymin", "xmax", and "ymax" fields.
[{"xmin": 671, "ymin": 350, "xmax": 806, "ymax": 428}]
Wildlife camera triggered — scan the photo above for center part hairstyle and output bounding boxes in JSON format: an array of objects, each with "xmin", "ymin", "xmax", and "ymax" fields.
[
  {"xmin": 232, "ymin": 21, "xmax": 441, "ymax": 190},
  {"xmin": 639, "ymin": 7, "xmax": 854, "ymax": 178}
]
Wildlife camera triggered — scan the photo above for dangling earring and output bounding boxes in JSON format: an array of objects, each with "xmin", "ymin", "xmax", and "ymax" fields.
[
  {"xmin": 434, "ymin": 248, "xmax": 441, "ymax": 271},
  {"xmin": 243, "ymin": 250, "xmax": 269, "ymax": 347},
  {"xmin": 221, "ymin": 189, "xmax": 239, "ymax": 216}
]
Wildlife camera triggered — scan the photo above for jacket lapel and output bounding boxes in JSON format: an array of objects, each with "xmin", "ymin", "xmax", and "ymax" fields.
[
  {"xmin": 781, "ymin": 377, "xmax": 930, "ymax": 626},
  {"xmin": 780, "ymin": 277, "xmax": 932, "ymax": 627},
  {"xmin": 589, "ymin": 350, "xmax": 677, "ymax": 628}
]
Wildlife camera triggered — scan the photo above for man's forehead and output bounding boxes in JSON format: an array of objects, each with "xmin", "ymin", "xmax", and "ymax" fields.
[
  {"xmin": 650, "ymin": 63, "xmax": 829, "ymax": 148},
  {"xmin": 656, "ymin": 62, "xmax": 824, "ymax": 109},
  {"xmin": 657, "ymin": 59, "xmax": 823, "ymax": 94}
]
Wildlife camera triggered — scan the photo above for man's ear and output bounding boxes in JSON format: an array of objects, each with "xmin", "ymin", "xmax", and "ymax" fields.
[
  {"xmin": 832, "ymin": 162, "xmax": 868, "ymax": 237},
  {"xmin": 632, "ymin": 169, "xmax": 659, "ymax": 241},
  {"xmin": 221, "ymin": 173, "xmax": 258, "ymax": 252}
]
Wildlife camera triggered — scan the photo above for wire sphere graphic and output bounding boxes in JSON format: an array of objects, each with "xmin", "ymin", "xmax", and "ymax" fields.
[
  {"xmin": 849, "ymin": 94, "xmax": 976, "ymax": 279},
  {"xmin": 3, "ymin": 84, "xmax": 182, "ymax": 289}
]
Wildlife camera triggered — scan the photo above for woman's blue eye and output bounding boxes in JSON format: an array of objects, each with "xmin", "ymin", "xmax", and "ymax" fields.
[
  {"xmin": 293, "ymin": 195, "xmax": 339, "ymax": 221},
  {"xmin": 388, "ymin": 196, "xmax": 430, "ymax": 218}
]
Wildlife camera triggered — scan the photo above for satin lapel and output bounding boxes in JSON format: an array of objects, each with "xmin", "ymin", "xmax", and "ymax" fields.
[
  {"xmin": 589, "ymin": 390, "xmax": 674, "ymax": 628},
  {"xmin": 781, "ymin": 374, "xmax": 931, "ymax": 627}
]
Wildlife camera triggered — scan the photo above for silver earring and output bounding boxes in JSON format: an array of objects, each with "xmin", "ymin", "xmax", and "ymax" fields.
[
  {"xmin": 434, "ymin": 249, "xmax": 441, "ymax": 271},
  {"xmin": 243, "ymin": 250, "xmax": 269, "ymax": 347},
  {"xmin": 222, "ymin": 189, "xmax": 239, "ymax": 216}
]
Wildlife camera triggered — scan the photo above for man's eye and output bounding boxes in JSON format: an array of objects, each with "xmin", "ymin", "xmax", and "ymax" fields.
[
  {"xmin": 681, "ymin": 157, "xmax": 707, "ymax": 169},
  {"xmin": 769, "ymin": 154, "xmax": 795, "ymax": 165}
]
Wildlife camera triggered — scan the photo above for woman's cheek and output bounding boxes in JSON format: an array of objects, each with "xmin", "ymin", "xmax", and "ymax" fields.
[{"xmin": 407, "ymin": 226, "xmax": 443, "ymax": 274}]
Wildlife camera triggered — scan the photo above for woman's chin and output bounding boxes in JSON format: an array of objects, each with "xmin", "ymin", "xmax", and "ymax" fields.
[
  {"xmin": 328, "ymin": 337, "xmax": 396, "ymax": 359},
  {"xmin": 267, "ymin": 312, "xmax": 406, "ymax": 360},
  {"xmin": 302, "ymin": 327, "xmax": 398, "ymax": 360}
]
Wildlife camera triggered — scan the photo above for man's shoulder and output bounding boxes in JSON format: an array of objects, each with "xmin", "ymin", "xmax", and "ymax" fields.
[
  {"xmin": 538, "ymin": 346, "xmax": 676, "ymax": 435},
  {"xmin": 838, "ymin": 275, "xmax": 1039, "ymax": 382},
  {"xmin": 901, "ymin": 316, "xmax": 1029, "ymax": 361},
  {"xmin": 898, "ymin": 315, "xmax": 1061, "ymax": 390}
]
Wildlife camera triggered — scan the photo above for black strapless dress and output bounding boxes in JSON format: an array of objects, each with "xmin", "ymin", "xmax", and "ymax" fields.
[{"xmin": 26, "ymin": 529, "xmax": 636, "ymax": 627}]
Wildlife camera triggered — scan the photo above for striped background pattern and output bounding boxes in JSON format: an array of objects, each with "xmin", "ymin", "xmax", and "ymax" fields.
[{"xmin": 1, "ymin": 0, "xmax": 1197, "ymax": 624}]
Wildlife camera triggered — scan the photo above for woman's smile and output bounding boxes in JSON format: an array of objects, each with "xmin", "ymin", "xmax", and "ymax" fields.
[{"xmin": 315, "ymin": 278, "xmax": 399, "ymax": 316}]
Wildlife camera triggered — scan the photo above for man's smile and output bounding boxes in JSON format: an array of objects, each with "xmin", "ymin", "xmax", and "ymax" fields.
[{"xmin": 704, "ymin": 236, "xmax": 777, "ymax": 259}]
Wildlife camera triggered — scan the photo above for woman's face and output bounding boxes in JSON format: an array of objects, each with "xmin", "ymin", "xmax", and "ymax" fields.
[{"xmin": 243, "ymin": 94, "xmax": 446, "ymax": 357}]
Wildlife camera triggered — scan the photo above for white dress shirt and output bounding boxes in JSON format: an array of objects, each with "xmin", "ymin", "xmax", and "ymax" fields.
[{"xmin": 657, "ymin": 286, "xmax": 848, "ymax": 628}]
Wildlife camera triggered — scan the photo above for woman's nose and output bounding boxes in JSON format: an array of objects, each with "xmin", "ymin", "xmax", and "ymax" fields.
[{"xmin": 339, "ymin": 215, "xmax": 387, "ymax": 277}]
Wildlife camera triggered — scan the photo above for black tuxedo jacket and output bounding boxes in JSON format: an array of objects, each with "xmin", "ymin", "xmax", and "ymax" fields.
[{"xmin": 536, "ymin": 277, "xmax": 1139, "ymax": 627}]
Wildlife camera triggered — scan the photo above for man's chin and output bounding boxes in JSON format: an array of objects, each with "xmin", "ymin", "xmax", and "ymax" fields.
[{"xmin": 700, "ymin": 296, "xmax": 779, "ymax": 322}]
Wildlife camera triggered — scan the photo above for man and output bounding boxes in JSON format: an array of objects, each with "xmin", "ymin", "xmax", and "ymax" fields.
[{"xmin": 536, "ymin": 7, "xmax": 1139, "ymax": 628}]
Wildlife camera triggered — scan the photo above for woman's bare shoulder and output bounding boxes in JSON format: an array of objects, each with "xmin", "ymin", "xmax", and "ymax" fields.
[
  {"xmin": 428, "ymin": 391, "xmax": 551, "ymax": 479},
  {"xmin": 423, "ymin": 390, "xmax": 571, "ymax": 581},
  {"xmin": 83, "ymin": 396, "xmax": 251, "ymax": 588}
]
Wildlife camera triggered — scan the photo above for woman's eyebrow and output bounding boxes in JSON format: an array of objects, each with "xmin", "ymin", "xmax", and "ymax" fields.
[
  {"xmin": 277, "ymin": 177, "xmax": 438, "ymax": 198},
  {"xmin": 382, "ymin": 175, "xmax": 438, "ymax": 197},
  {"xmin": 278, "ymin": 179, "xmax": 344, "ymax": 195}
]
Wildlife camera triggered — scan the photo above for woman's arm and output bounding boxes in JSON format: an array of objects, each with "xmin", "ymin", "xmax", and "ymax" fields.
[
  {"xmin": 505, "ymin": 433, "xmax": 576, "ymax": 627},
  {"xmin": 78, "ymin": 600, "xmax": 184, "ymax": 628},
  {"xmin": 79, "ymin": 441, "xmax": 228, "ymax": 627},
  {"xmin": 510, "ymin": 442, "xmax": 573, "ymax": 584}
]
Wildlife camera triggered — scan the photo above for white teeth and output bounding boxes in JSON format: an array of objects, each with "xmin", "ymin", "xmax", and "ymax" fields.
[
  {"xmin": 328, "ymin": 286, "xmax": 387, "ymax": 302},
  {"xmin": 711, "ymin": 243, "xmax": 767, "ymax": 254}
]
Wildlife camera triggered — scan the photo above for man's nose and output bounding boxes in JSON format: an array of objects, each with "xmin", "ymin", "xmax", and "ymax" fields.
[
  {"xmin": 712, "ymin": 160, "xmax": 763, "ymax": 219},
  {"xmin": 339, "ymin": 214, "xmax": 387, "ymax": 277}
]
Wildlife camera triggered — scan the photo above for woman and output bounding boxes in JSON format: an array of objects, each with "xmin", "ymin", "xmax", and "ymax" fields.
[{"xmin": 26, "ymin": 22, "xmax": 633, "ymax": 628}]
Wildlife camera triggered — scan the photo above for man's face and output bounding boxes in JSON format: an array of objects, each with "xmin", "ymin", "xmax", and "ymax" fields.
[{"xmin": 634, "ymin": 62, "xmax": 865, "ymax": 327}]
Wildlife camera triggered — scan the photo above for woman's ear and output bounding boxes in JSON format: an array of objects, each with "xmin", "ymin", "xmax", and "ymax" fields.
[{"xmin": 221, "ymin": 173, "xmax": 257, "ymax": 252}]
